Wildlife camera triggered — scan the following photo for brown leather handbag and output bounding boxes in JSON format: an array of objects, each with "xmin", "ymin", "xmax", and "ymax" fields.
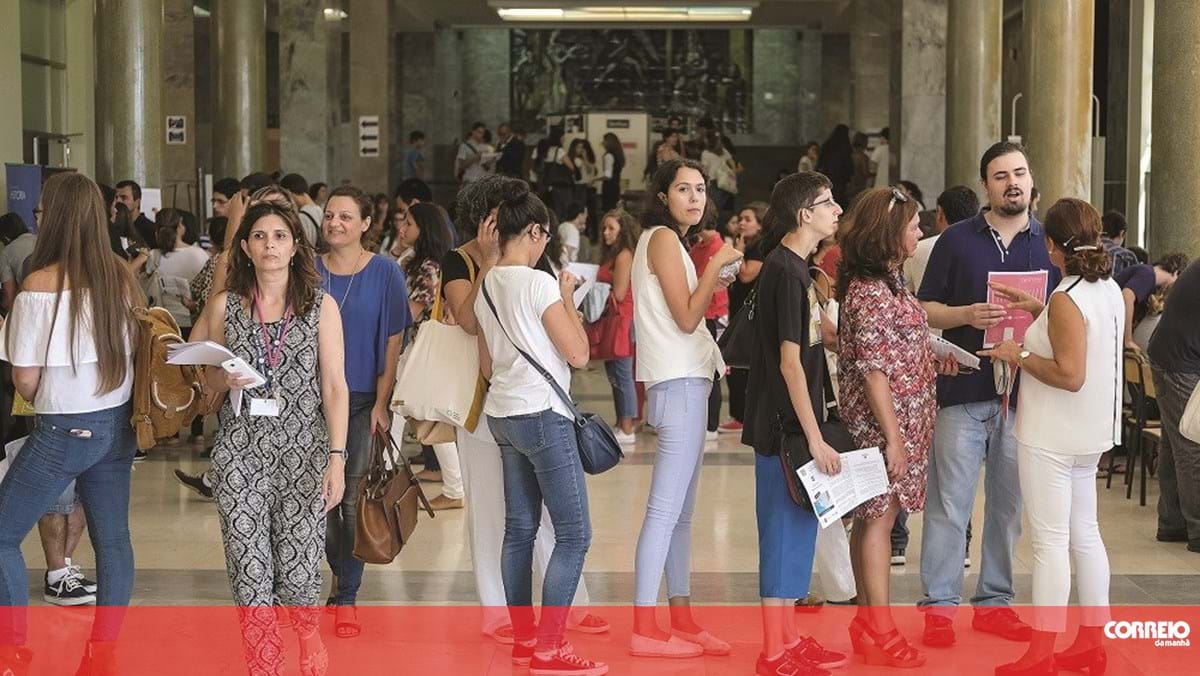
[{"xmin": 353, "ymin": 431, "xmax": 435, "ymax": 564}]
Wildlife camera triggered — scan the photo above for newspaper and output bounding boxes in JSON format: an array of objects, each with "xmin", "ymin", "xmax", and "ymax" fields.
[{"xmin": 796, "ymin": 448, "xmax": 890, "ymax": 528}]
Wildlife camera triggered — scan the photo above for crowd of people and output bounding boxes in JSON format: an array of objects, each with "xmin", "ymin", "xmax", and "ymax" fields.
[{"xmin": 0, "ymin": 114, "xmax": 1197, "ymax": 676}]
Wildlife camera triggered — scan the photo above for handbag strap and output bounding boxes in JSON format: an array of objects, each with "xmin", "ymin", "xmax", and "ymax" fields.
[
  {"xmin": 480, "ymin": 279, "xmax": 585, "ymax": 427},
  {"xmin": 374, "ymin": 430, "xmax": 436, "ymax": 518}
]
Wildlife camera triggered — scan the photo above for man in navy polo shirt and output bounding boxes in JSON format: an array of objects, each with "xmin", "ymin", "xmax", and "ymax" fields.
[{"xmin": 916, "ymin": 141, "xmax": 1060, "ymax": 647}]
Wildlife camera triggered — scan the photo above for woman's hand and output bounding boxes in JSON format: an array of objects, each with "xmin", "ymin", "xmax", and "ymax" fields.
[
  {"xmin": 934, "ymin": 355, "xmax": 961, "ymax": 377},
  {"xmin": 988, "ymin": 281, "xmax": 1043, "ymax": 316},
  {"xmin": 321, "ymin": 455, "xmax": 346, "ymax": 513},
  {"xmin": 370, "ymin": 402, "xmax": 392, "ymax": 434},
  {"xmin": 810, "ymin": 437, "xmax": 842, "ymax": 476},
  {"xmin": 478, "ymin": 209, "xmax": 500, "ymax": 264},
  {"xmin": 559, "ymin": 270, "xmax": 580, "ymax": 304},
  {"xmin": 711, "ymin": 241, "xmax": 744, "ymax": 269},
  {"xmin": 884, "ymin": 441, "xmax": 908, "ymax": 482},
  {"xmin": 977, "ymin": 339, "xmax": 1022, "ymax": 366},
  {"xmin": 208, "ymin": 367, "xmax": 256, "ymax": 393}
]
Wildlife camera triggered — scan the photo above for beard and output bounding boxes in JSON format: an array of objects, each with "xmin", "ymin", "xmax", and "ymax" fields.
[{"xmin": 995, "ymin": 201, "xmax": 1028, "ymax": 217}]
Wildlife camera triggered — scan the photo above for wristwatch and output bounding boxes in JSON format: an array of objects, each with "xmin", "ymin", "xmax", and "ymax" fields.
[{"xmin": 1018, "ymin": 350, "xmax": 1031, "ymax": 364}]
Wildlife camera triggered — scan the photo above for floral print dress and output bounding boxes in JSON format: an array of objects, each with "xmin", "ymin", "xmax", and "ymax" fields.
[
  {"xmin": 837, "ymin": 272, "xmax": 937, "ymax": 519},
  {"xmin": 407, "ymin": 257, "xmax": 442, "ymax": 337}
]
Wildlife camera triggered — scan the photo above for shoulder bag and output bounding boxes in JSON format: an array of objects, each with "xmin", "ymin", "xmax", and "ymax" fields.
[
  {"xmin": 392, "ymin": 249, "xmax": 487, "ymax": 441},
  {"xmin": 718, "ymin": 284, "xmax": 758, "ymax": 369},
  {"xmin": 354, "ymin": 430, "xmax": 436, "ymax": 564},
  {"xmin": 481, "ymin": 281, "xmax": 623, "ymax": 474},
  {"xmin": 585, "ymin": 294, "xmax": 633, "ymax": 361},
  {"xmin": 776, "ymin": 414, "xmax": 857, "ymax": 511}
]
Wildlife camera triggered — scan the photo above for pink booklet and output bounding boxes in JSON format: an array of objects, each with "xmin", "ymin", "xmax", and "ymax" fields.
[{"xmin": 984, "ymin": 270, "xmax": 1049, "ymax": 347}]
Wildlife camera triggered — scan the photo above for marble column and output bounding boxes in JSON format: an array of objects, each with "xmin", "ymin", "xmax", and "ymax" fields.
[
  {"xmin": 95, "ymin": 0, "xmax": 164, "ymax": 187},
  {"xmin": 279, "ymin": 0, "xmax": 329, "ymax": 183},
  {"xmin": 1149, "ymin": 0, "xmax": 1200, "ymax": 256},
  {"xmin": 0, "ymin": 0, "xmax": 23, "ymax": 202},
  {"xmin": 798, "ymin": 28, "xmax": 823, "ymax": 146},
  {"xmin": 752, "ymin": 29, "xmax": 801, "ymax": 146},
  {"xmin": 349, "ymin": 0, "xmax": 391, "ymax": 193},
  {"xmin": 212, "ymin": 0, "xmax": 266, "ymax": 179},
  {"xmin": 898, "ymin": 0, "xmax": 947, "ymax": 200},
  {"xmin": 1125, "ymin": 0, "xmax": 1153, "ymax": 248},
  {"xmin": 944, "ymin": 0, "xmax": 1001, "ymax": 191},
  {"xmin": 65, "ymin": 0, "xmax": 96, "ymax": 178},
  {"xmin": 851, "ymin": 0, "xmax": 893, "ymax": 133},
  {"xmin": 461, "ymin": 29, "xmax": 512, "ymax": 134},
  {"xmin": 1022, "ymin": 0, "xmax": 1094, "ymax": 207},
  {"xmin": 432, "ymin": 28, "xmax": 464, "ymax": 184},
  {"xmin": 162, "ymin": 0, "xmax": 196, "ymax": 208}
]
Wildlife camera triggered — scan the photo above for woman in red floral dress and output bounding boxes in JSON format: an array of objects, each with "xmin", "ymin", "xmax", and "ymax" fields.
[{"xmin": 837, "ymin": 187, "xmax": 958, "ymax": 669}]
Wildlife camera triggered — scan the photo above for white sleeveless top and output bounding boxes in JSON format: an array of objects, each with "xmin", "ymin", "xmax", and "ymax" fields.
[
  {"xmin": 632, "ymin": 226, "xmax": 725, "ymax": 387},
  {"xmin": 0, "ymin": 291, "xmax": 134, "ymax": 413},
  {"xmin": 1015, "ymin": 275, "xmax": 1124, "ymax": 455}
]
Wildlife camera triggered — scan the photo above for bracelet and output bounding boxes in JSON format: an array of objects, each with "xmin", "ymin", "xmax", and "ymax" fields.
[{"xmin": 329, "ymin": 449, "xmax": 346, "ymax": 456}]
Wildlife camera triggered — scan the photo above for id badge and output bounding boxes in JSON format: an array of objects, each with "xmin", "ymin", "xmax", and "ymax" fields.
[{"xmin": 249, "ymin": 397, "xmax": 281, "ymax": 417}]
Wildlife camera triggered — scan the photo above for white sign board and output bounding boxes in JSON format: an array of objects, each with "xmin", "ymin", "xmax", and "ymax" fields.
[{"xmin": 358, "ymin": 116, "xmax": 380, "ymax": 158}]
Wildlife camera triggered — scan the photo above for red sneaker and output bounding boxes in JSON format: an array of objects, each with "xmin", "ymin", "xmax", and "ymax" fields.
[
  {"xmin": 922, "ymin": 613, "xmax": 956, "ymax": 647},
  {"xmin": 789, "ymin": 636, "xmax": 848, "ymax": 669},
  {"xmin": 756, "ymin": 651, "xmax": 830, "ymax": 676},
  {"xmin": 972, "ymin": 608, "xmax": 1032, "ymax": 642},
  {"xmin": 718, "ymin": 420, "xmax": 744, "ymax": 434},
  {"xmin": 530, "ymin": 642, "xmax": 608, "ymax": 676}
]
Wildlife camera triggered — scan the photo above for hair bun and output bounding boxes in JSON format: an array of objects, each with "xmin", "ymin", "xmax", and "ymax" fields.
[{"xmin": 503, "ymin": 181, "xmax": 531, "ymax": 205}]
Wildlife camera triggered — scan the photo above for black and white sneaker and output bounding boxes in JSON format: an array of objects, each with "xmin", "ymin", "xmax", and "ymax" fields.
[
  {"xmin": 68, "ymin": 565, "xmax": 98, "ymax": 594},
  {"xmin": 44, "ymin": 572, "xmax": 96, "ymax": 606},
  {"xmin": 133, "ymin": 449, "xmax": 148, "ymax": 463},
  {"xmin": 174, "ymin": 469, "xmax": 214, "ymax": 499}
]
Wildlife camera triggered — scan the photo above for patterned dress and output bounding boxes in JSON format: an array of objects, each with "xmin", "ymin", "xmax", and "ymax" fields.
[
  {"xmin": 837, "ymin": 273, "xmax": 937, "ymax": 519},
  {"xmin": 211, "ymin": 290, "xmax": 329, "ymax": 673},
  {"xmin": 406, "ymin": 257, "xmax": 441, "ymax": 335}
]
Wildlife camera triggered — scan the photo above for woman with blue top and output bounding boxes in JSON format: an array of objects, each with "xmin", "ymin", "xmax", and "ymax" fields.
[{"xmin": 318, "ymin": 185, "xmax": 411, "ymax": 639}]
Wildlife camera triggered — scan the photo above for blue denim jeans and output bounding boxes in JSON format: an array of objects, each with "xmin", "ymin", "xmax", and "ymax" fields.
[
  {"xmin": 325, "ymin": 391, "xmax": 377, "ymax": 605},
  {"xmin": 488, "ymin": 409, "xmax": 592, "ymax": 652},
  {"xmin": 634, "ymin": 377, "xmax": 711, "ymax": 605},
  {"xmin": 604, "ymin": 357, "xmax": 636, "ymax": 420},
  {"xmin": 0, "ymin": 403, "xmax": 136, "ymax": 645},
  {"xmin": 919, "ymin": 400, "xmax": 1022, "ymax": 614}
]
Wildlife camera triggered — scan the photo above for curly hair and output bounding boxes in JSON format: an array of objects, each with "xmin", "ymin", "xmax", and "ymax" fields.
[
  {"xmin": 836, "ymin": 187, "xmax": 919, "ymax": 302},
  {"xmin": 1044, "ymin": 198, "xmax": 1112, "ymax": 283},
  {"xmin": 453, "ymin": 174, "xmax": 522, "ymax": 242}
]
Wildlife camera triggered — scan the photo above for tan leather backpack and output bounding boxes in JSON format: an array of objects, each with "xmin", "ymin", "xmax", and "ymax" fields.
[{"xmin": 130, "ymin": 307, "xmax": 214, "ymax": 450}]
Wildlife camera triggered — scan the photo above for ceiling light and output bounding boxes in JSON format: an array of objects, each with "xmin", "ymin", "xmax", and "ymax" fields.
[{"xmin": 494, "ymin": 4, "xmax": 756, "ymax": 22}]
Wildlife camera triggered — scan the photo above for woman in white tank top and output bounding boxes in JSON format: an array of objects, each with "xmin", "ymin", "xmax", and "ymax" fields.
[
  {"xmin": 980, "ymin": 198, "xmax": 1124, "ymax": 675},
  {"xmin": 629, "ymin": 159, "xmax": 743, "ymax": 658}
]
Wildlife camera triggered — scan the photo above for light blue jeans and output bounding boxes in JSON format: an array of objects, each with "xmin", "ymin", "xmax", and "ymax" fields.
[
  {"xmin": 604, "ymin": 357, "xmax": 636, "ymax": 420},
  {"xmin": 919, "ymin": 400, "xmax": 1022, "ymax": 615},
  {"xmin": 634, "ymin": 377, "xmax": 711, "ymax": 606}
]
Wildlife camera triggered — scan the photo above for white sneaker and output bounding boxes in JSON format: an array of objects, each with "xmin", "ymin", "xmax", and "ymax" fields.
[
  {"xmin": 705, "ymin": 430, "xmax": 719, "ymax": 442},
  {"xmin": 614, "ymin": 429, "xmax": 636, "ymax": 445}
]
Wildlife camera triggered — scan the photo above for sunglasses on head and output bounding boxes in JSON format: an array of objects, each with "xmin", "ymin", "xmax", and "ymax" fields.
[{"xmin": 887, "ymin": 186, "xmax": 909, "ymax": 213}]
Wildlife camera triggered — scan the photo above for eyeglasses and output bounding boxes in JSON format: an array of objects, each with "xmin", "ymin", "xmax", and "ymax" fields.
[
  {"xmin": 888, "ymin": 186, "xmax": 909, "ymax": 213},
  {"xmin": 805, "ymin": 197, "xmax": 837, "ymax": 211},
  {"xmin": 534, "ymin": 223, "xmax": 552, "ymax": 240}
]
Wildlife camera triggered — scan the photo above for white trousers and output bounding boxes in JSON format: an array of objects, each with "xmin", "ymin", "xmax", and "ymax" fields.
[
  {"xmin": 1017, "ymin": 443, "xmax": 1111, "ymax": 632},
  {"xmin": 456, "ymin": 423, "xmax": 590, "ymax": 634},
  {"xmin": 813, "ymin": 519, "xmax": 856, "ymax": 602},
  {"xmin": 432, "ymin": 441, "xmax": 464, "ymax": 500}
]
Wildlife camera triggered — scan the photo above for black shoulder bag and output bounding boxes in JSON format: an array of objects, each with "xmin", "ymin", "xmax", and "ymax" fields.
[
  {"xmin": 718, "ymin": 284, "xmax": 758, "ymax": 369},
  {"xmin": 481, "ymin": 281, "xmax": 623, "ymax": 474}
]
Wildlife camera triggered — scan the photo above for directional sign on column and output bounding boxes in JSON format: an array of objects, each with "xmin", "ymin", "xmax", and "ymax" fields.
[{"xmin": 358, "ymin": 116, "xmax": 380, "ymax": 158}]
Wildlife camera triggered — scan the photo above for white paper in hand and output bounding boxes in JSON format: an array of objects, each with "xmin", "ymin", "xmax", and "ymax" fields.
[
  {"xmin": 565, "ymin": 262, "xmax": 599, "ymax": 307},
  {"xmin": 928, "ymin": 332, "xmax": 981, "ymax": 372},
  {"xmin": 796, "ymin": 448, "xmax": 890, "ymax": 528}
]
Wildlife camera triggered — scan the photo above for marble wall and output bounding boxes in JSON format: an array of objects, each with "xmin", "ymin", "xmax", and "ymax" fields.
[
  {"xmin": 750, "ymin": 29, "xmax": 802, "ymax": 146},
  {"xmin": 0, "ymin": 0, "xmax": 20, "ymax": 203},
  {"xmin": 898, "ymin": 0, "xmax": 947, "ymax": 200},
  {"xmin": 797, "ymin": 28, "xmax": 823, "ymax": 146},
  {"xmin": 851, "ymin": 0, "xmax": 893, "ymax": 133},
  {"xmin": 821, "ymin": 33, "xmax": 851, "ymax": 137},
  {"xmin": 462, "ymin": 29, "xmax": 511, "ymax": 134},
  {"xmin": 162, "ymin": 0, "xmax": 196, "ymax": 208},
  {"xmin": 431, "ymin": 29, "xmax": 464, "ymax": 182},
  {"xmin": 279, "ymin": 0, "xmax": 330, "ymax": 185},
  {"xmin": 349, "ymin": 0, "xmax": 390, "ymax": 193}
]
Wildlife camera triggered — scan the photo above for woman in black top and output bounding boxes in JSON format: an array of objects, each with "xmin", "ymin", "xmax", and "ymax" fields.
[
  {"xmin": 600, "ymin": 133, "xmax": 625, "ymax": 212},
  {"xmin": 722, "ymin": 201, "xmax": 770, "ymax": 433},
  {"xmin": 817, "ymin": 125, "xmax": 854, "ymax": 208},
  {"xmin": 742, "ymin": 172, "xmax": 847, "ymax": 674}
]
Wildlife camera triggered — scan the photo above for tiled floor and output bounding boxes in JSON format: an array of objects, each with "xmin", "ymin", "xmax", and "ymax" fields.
[{"xmin": 20, "ymin": 366, "xmax": 1200, "ymax": 605}]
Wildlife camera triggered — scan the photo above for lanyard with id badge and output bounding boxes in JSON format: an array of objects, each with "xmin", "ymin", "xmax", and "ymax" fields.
[{"xmin": 250, "ymin": 289, "xmax": 294, "ymax": 418}]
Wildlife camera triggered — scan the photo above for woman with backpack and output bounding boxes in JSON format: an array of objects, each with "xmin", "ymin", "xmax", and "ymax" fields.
[
  {"xmin": 0, "ymin": 173, "xmax": 144, "ymax": 675},
  {"xmin": 191, "ymin": 198, "xmax": 348, "ymax": 676}
]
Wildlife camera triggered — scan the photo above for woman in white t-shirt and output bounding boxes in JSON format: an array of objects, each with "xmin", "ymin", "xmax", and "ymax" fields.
[
  {"xmin": 0, "ymin": 173, "xmax": 143, "ymax": 673},
  {"xmin": 473, "ymin": 182, "xmax": 606, "ymax": 675},
  {"xmin": 145, "ymin": 208, "xmax": 209, "ymax": 332},
  {"xmin": 981, "ymin": 199, "xmax": 1124, "ymax": 675}
]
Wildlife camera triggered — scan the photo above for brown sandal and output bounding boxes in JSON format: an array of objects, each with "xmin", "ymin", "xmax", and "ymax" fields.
[{"xmin": 859, "ymin": 621, "xmax": 925, "ymax": 668}]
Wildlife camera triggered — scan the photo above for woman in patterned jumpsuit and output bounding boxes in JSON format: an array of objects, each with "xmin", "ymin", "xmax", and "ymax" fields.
[{"xmin": 192, "ymin": 199, "xmax": 349, "ymax": 676}]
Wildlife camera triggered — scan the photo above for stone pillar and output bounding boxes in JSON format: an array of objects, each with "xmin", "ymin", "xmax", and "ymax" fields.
[
  {"xmin": 798, "ymin": 28, "xmax": 823, "ymax": 146},
  {"xmin": 212, "ymin": 0, "xmax": 266, "ymax": 179},
  {"xmin": 1125, "ymin": 0, "xmax": 1153, "ymax": 248},
  {"xmin": 461, "ymin": 30, "xmax": 512, "ymax": 134},
  {"xmin": 162, "ymin": 0, "xmax": 196, "ymax": 209},
  {"xmin": 349, "ymin": 0, "xmax": 391, "ymax": 193},
  {"xmin": 1150, "ymin": 0, "xmax": 1200, "ymax": 256},
  {"xmin": 851, "ymin": 0, "xmax": 893, "ymax": 133},
  {"xmin": 752, "ymin": 29, "xmax": 801, "ymax": 146},
  {"xmin": 944, "ymin": 0, "xmax": 1001, "ymax": 191},
  {"xmin": 1022, "ymin": 0, "xmax": 1094, "ymax": 207},
  {"xmin": 279, "ymin": 0, "xmax": 329, "ymax": 183},
  {"xmin": 65, "ymin": 0, "xmax": 97, "ymax": 178},
  {"xmin": 0, "ymin": 0, "xmax": 23, "ymax": 203},
  {"xmin": 95, "ymin": 0, "xmax": 164, "ymax": 187},
  {"xmin": 432, "ymin": 28, "xmax": 464, "ymax": 184},
  {"xmin": 898, "ymin": 0, "xmax": 947, "ymax": 200}
]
